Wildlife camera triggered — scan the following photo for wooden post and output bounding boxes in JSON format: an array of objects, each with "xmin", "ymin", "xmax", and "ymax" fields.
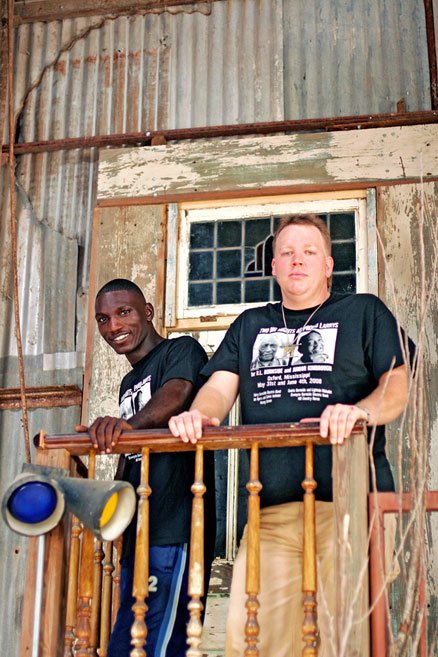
[
  {"xmin": 112, "ymin": 537, "xmax": 123, "ymax": 629},
  {"xmin": 19, "ymin": 447, "xmax": 71, "ymax": 657},
  {"xmin": 332, "ymin": 429, "xmax": 369, "ymax": 657},
  {"xmin": 99, "ymin": 541, "xmax": 115, "ymax": 657},
  {"xmin": 186, "ymin": 444, "xmax": 206, "ymax": 657},
  {"xmin": 130, "ymin": 448, "xmax": 151, "ymax": 657},
  {"xmin": 75, "ymin": 451, "xmax": 97, "ymax": 657},
  {"xmin": 64, "ymin": 516, "xmax": 82, "ymax": 657},
  {"xmin": 302, "ymin": 440, "xmax": 318, "ymax": 657},
  {"xmin": 245, "ymin": 443, "xmax": 262, "ymax": 657},
  {"xmin": 90, "ymin": 541, "xmax": 104, "ymax": 655}
]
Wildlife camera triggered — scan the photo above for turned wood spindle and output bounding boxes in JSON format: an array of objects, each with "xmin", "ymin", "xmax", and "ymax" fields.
[
  {"xmin": 64, "ymin": 515, "xmax": 82, "ymax": 657},
  {"xmin": 245, "ymin": 443, "xmax": 262, "ymax": 657},
  {"xmin": 99, "ymin": 541, "xmax": 115, "ymax": 657},
  {"xmin": 90, "ymin": 540, "xmax": 104, "ymax": 655},
  {"xmin": 301, "ymin": 440, "xmax": 318, "ymax": 657},
  {"xmin": 130, "ymin": 448, "xmax": 151, "ymax": 657},
  {"xmin": 186, "ymin": 444, "xmax": 206, "ymax": 657},
  {"xmin": 112, "ymin": 537, "xmax": 123, "ymax": 629},
  {"xmin": 75, "ymin": 451, "xmax": 97, "ymax": 657}
]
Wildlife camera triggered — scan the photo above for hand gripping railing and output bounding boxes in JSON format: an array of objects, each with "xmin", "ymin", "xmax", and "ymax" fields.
[{"xmin": 21, "ymin": 421, "xmax": 369, "ymax": 657}]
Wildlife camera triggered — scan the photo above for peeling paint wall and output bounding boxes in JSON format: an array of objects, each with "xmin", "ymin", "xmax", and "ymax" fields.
[{"xmin": 378, "ymin": 182, "xmax": 438, "ymax": 641}]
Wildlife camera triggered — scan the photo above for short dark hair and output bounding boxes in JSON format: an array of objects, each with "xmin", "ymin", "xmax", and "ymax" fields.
[
  {"xmin": 96, "ymin": 278, "xmax": 146, "ymax": 301},
  {"xmin": 272, "ymin": 214, "xmax": 332, "ymax": 255}
]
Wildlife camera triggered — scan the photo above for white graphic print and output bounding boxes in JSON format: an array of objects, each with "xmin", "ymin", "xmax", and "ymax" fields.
[
  {"xmin": 250, "ymin": 323, "xmax": 339, "ymax": 406},
  {"xmin": 120, "ymin": 376, "xmax": 152, "ymax": 460}
]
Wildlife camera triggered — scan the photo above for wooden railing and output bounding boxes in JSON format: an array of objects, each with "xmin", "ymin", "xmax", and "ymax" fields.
[{"xmin": 20, "ymin": 421, "xmax": 369, "ymax": 657}]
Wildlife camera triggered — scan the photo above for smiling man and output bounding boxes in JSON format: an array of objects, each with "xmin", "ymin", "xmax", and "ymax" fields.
[
  {"xmin": 76, "ymin": 278, "xmax": 214, "ymax": 657},
  {"xmin": 169, "ymin": 214, "xmax": 411, "ymax": 657}
]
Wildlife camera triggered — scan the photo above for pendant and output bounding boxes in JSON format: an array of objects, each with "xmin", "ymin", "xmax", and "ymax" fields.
[{"xmin": 284, "ymin": 343, "xmax": 297, "ymax": 359}]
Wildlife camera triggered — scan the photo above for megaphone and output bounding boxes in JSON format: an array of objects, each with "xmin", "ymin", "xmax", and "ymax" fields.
[{"xmin": 2, "ymin": 464, "xmax": 136, "ymax": 541}]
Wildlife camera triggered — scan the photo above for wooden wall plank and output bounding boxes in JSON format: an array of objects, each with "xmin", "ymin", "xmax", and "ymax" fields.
[
  {"xmin": 97, "ymin": 125, "xmax": 438, "ymax": 202},
  {"xmin": 82, "ymin": 204, "xmax": 165, "ymax": 426}
]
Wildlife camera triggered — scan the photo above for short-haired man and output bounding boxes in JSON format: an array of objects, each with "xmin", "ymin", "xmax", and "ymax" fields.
[
  {"xmin": 169, "ymin": 214, "xmax": 410, "ymax": 657},
  {"xmin": 76, "ymin": 279, "xmax": 215, "ymax": 657}
]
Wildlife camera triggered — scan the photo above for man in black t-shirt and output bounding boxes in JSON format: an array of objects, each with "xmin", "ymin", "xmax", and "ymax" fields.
[
  {"xmin": 169, "ymin": 214, "xmax": 409, "ymax": 657},
  {"xmin": 76, "ymin": 278, "xmax": 214, "ymax": 657}
]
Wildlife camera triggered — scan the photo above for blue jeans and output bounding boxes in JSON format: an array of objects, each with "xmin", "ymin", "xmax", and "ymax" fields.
[{"xmin": 107, "ymin": 544, "xmax": 190, "ymax": 657}]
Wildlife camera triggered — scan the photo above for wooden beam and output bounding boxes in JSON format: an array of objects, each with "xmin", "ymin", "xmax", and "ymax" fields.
[
  {"xmin": 13, "ymin": 0, "xmax": 216, "ymax": 24},
  {"xmin": 20, "ymin": 448, "xmax": 72, "ymax": 657},
  {"xmin": 332, "ymin": 429, "xmax": 370, "ymax": 657},
  {"xmin": 0, "ymin": 385, "xmax": 82, "ymax": 409},
  {"xmin": 96, "ymin": 125, "xmax": 438, "ymax": 202}
]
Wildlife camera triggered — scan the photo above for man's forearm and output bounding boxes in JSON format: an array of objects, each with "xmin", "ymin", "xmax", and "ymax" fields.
[
  {"xmin": 190, "ymin": 380, "xmax": 237, "ymax": 423},
  {"xmin": 357, "ymin": 364, "xmax": 408, "ymax": 426}
]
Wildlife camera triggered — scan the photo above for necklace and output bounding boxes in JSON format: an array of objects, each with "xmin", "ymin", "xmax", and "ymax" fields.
[{"xmin": 281, "ymin": 296, "xmax": 329, "ymax": 359}]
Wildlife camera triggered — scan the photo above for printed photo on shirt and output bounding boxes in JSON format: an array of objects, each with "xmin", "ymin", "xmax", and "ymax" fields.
[
  {"xmin": 250, "ymin": 332, "xmax": 288, "ymax": 371},
  {"xmin": 291, "ymin": 328, "xmax": 337, "ymax": 366}
]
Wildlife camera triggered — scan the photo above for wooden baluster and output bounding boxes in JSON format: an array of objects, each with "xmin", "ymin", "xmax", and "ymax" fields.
[
  {"xmin": 245, "ymin": 443, "xmax": 262, "ymax": 657},
  {"xmin": 90, "ymin": 540, "xmax": 104, "ymax": 656},
  {"xmin": 186, "ymin": 444, "xmax": 206, "ymax": 657},
  {"xmin": 64, "ymin": 515, "xmax": 82, "ymax": 657},
  {"xmin": 302, "ymin": 440, "xmax": 318, "ymax": 657},
  {"xmin": 99, "ymin": 541, "xmax": 115, "ymax": 657},
  {"xmin": 130, "ymin": 448, "xmax": 151, "ymax": 657},
  {"xmin": 112, "ymin": 537, "xmax": 123, "ymax": 629},
  {"xmin": 75, "ymin": 451, "xmax": 97, "ymax": 657}
]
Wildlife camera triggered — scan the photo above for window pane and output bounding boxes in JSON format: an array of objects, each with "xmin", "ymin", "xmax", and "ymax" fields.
[
  {"xmin": 331, "ymin": 273, "xmax": 356, "ymax": 293},
  {"xmin": 217, "ymin": 281, "xmax": 241, "ymax": 304},
  {"xmin": 217, "ymin": 250, "xmax": 242, "ymax": 278},
  {"xmin": 244, "ymin": 280, "xmax": 271, "ymax": 303},
  {"xmin": 332, "ymin": 242, "xmax": 356, "ymax": 272},
  {"xmin": 218, "ymin": 221, "xmax": 242, "ymax": 247},
  {"xmin": 330, "ymin": 213, "xmax": 355, "ymax": 240},
  {"xmin": 245, "ymin": 218, "xmax": 271, "ymax": 246},
  {"xmin": 189, "ymin": 251, "xmax": 213, "ymax": 280},
  {"xmin": 272, "ymin": 279, "xmax": 282, "ymax": 301},
  {"xmin": 190, "ymin": 222, "xmax": 214, "ymax": 249},
  {"xmin": 189, "ymin": 282, "xmax": 213, "ymax": 306}
]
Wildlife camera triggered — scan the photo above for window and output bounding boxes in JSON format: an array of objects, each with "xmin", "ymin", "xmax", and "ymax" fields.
[{"xmin": 171, "ymin": 193, "xmax": 372, "ymax": 324}]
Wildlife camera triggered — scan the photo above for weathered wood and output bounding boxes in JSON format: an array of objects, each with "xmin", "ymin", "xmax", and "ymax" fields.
[
  {"xmin": 302, "ymin": 441, "xmax": 318, "ymax": 657},
  {"xmin": 99, "ymin": 541, "xmax": 115, "ymax": 657},
  {"xmin": 90, "ymin": 541, "xmax": 104, "ymax": 655},
  {"xmin": 97, "ymin": 126, "xmax": 438, "ymax": 202},
  {"xmin": 64, "ymin": 516, "xmax": 82, "ymax": 657},
  {"xmin": 332, "ymin": 430, "xmax": 369, "ymax": 657},
  {"xmin": 186, "ymin": 444, "xmax": 206, "ymax": 657},
  {"xmin": 244, "ymin": 443, "xmax": 262, "ymax": 657},
  {"xmin": 20, "ymin": 448, "xmax": 71, "ymax": 657},
  {"xmin": 131, "ymin": 448, "xmax": 151, "ymax": 657},
  {"xmin": 39, "ymin": 421, "xmax": 366, "ymax": 455},
  {"xmin": 75, "ymin": 452, "xmax": 97, "ymax": 657},
  {"xmin": 112, "ymin": 538, "xmax": 123, "ymax": 628},
  {"xmin": 82, "ymin": 205, "xmax": 165, "ymax": 429},
  {"xmin": 0, "ymin": 385, "xmax": 82, "ymax": 409}
]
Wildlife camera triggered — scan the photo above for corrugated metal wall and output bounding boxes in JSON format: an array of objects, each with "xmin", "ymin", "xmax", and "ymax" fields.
[{"xmin": 0, "ymin": 1, "xmax": 434, "ymax": 654}]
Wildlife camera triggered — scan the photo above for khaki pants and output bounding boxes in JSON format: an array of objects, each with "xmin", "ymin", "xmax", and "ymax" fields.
[
  {"xmin": 225, "ymin": 501, "xmax": 335, "ymax": 657},
  {"xmin": 225, "ymin": 502, "xmax": 399, "ymax": 657}
]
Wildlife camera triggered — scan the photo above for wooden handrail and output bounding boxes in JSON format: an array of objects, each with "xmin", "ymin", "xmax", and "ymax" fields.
[
  {"xmin": 36, "ymin": 421, "xmax": 366, "ymax": 454},
  {"xmin": 23, "ymin": 421, "xmax": 369, "ymax": 657}
]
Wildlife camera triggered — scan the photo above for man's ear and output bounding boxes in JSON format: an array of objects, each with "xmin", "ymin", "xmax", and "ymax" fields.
[
  {"xmin": 325, "ymin": 256, "xmax": 334, "ymax": 279},
  {"xmin": 145, "ymin": 302, "xmax": 154, "ymax": 321},
  {"xmin": 271, "ymin": 258, "xmax": 276, "ymax": 276}
]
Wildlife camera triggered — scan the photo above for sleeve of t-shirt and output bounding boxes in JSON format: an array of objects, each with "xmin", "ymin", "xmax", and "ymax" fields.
[
  {"xmin": 201, "ymin": 316, "xmax": 242, "ymax": 378},
  {"xmin": 160, "ymin": 336, "xmax": 208, "ymax": 388},
  {"xmin": 366, "ymin": 296, "xmax": 415, "ymax": 380}
]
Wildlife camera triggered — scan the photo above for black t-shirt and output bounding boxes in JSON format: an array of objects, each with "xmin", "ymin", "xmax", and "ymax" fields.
[
  {"xmin": 119, "ymin": 336, "xmax": 209, "ymax": 557},
  {"xmin": 202, "ymin": 293, "xmax": 409, "ymax": 507}
]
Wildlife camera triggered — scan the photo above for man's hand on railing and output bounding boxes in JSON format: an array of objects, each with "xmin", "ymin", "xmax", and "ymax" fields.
[
  {"xmin": 168, "ymin": 410, "xmax": 221, "ymax": 444},
  {"xmin": 75, "ymin": 417, "xmax": 133, "ymax": 454},
  {"xmin": 318, "ymin": 403, "xmax": 370, "ymax": 445}
]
